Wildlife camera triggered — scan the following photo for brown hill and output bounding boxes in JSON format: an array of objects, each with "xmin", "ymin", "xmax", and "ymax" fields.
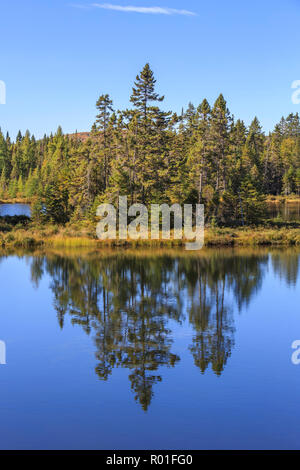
[{"xmin": 67, "ymin": 131, "xmax": 91, "ymax": 142}]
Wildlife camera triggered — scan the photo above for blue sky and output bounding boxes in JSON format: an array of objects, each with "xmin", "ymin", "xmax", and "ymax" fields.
[{"xmin": 1, "ymin": 0, "xmax": 300, "ymax": 139}]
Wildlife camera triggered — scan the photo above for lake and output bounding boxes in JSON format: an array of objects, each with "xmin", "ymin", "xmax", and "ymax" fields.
[
  {"xmin": 0, "ymin": 203, "xmax": 31, "ymax": 217},
  {"xmin": 1, "ymin": 202, "xmax": 300, "ymax": 222},
  {"xmin": 0, "ymin": 247, "xmax": 300, "ymax": 450},
  {"xmin": 267, "ymin": 201, "xmax": 300, "ymax": 222}
]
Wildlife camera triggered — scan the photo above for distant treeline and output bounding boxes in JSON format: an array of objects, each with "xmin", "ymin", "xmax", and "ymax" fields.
[{"xmin": 0, "ymin": 63, "xmax": 300, "ymax": 225}]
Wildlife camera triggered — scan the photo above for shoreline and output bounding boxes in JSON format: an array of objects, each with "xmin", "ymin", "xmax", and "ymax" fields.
[
  {"xmin": 1, "ymin": 195, "xmax": 300, "ymax": 205},
  {"xmin": 0, "ymin": 194, "xmax": 300, "ymax": 204},
  {"xmin": 0, "ymin": 198, "xmax": 32, "ymax": 204},
  {"xmin": 266, "ymin": 195, "xmax": 300, "ymax": 204},
  {"xmin": 0, "ymin": 224, "xmax": 300, "ymax": 249},
  {"xmin": 1, "ymin": 246, "xmax": 300, "ymax": 260},
  {"xmin": 0, "ymin": 197, "xmax": 300, "ymax": 249}
]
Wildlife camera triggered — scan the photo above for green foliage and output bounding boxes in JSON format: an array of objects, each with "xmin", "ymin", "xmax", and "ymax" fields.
[
  {"xmin": 1, "ymin": 65, "xmax": 300, "ymax": 227},
  {"xmin": 31, "ymin": 196, "xmax": 46, "ymax": 223},
  {"xmin": 44, "ymin": 182, "xmax": 69, "ymax": 224},
  {"xmin": 240, "ymin": 180, "xmax": 266, "ymax": 224}
]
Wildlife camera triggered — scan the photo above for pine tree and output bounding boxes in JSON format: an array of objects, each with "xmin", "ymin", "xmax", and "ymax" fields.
[
  {"xmin": 130, "ymin": 63, "xmax": 164, "ymax": 121},
  {"xmin": 242, "ymin": 117, "xmax": 264, "ymax": 190},
  {"xmin": 17, "ymin": 175, "xmax": 23, "ymax": 196},
  {"xmin": 188, "ymin": 99, "xmax": 211, "ymax": 203},
  {"xmin": 262, "ymin": 125, "xmax": 283, "ymax": 194},
  {"xmin": 94, "ymin": 94, "xmax": 114, "ymax": 189},
  {"xmin": 44, "ymin": 180, "xmax": 69, "ymax": 224},
  {"xmin": 295, "ymin": 168, "xmax": 300, "ymax": 196},
  {"xmin": 209, "ymin": 94, "xmax": 231, "ymax": 192},
  {"xmin": 0, "ymin": 167, "xmax": 6, "ymax": 197},
  {"xmin": 128, "ymin": 63, "xmax": 171, "ymax": 204}
]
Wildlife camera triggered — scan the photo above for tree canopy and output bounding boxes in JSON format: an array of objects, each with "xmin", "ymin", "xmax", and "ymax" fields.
[{"xmin": 1, "ymin": 63, "xmax": 300, "ymax": 225}]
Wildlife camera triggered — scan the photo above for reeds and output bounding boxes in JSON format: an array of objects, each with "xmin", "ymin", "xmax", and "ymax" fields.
[{"xmin": 0, "ymin": 221, "xmax": 300, "ymax": 248}]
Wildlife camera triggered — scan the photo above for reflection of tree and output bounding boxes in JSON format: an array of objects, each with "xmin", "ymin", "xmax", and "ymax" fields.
[
  {"xmin": 271, "ymin": 250, "xmax": 300, "ymax": 286},
  {"xmin": 93, "ymin": 258, "xmax": 182, "ymax": 410},
  {"xmin": 180, "ymin": 252, "xmax": 269, "ymax": 375},
  {"xmin": 189, "ymin": 277, "xmax": 234, "ymax": 376},
  {"xmin": 30, "ymin": 254, "xmax": 181, "ymax": 411},
  {"xmin": 26, "ymin": 249, "xmax": 298, "ymax": 406}
]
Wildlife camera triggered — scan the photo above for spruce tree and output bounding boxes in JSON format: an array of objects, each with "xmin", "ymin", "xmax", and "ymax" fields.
[
  {"xmin": 129, "ymin": 63, "xmax": 170, "ymax": 204},
  {"xmin": 94, "ymin": 94, "xmax": 114, "ymax": 190},
  {"xmin": 209, "ymin": 94, "xmax": 231, "ymax": 192}
]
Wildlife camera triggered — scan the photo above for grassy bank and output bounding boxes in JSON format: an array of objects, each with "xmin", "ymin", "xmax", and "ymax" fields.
[
  {"xmin": 1, "ymin": 195, "xmax": 299, "ymax": 205},
  {"xmin": 0, "ymin": 218, "xmax": 300, "ymax": 249},
  {"xmin": 266, "ymin": 195, "xmax": 300, "ymax": 204},
  {"xmin": 0, "ymin": 197, "xmax": 32, "ymax": 204}
]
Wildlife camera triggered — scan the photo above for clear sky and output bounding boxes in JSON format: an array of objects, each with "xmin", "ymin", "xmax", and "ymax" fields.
[{"xmin": 1, "ymin": 0, "xmax": 300, "ymax": 139}]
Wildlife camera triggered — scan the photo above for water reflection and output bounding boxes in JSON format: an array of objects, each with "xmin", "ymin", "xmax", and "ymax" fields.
[
  {"xmin": 267, "ymin": 201, "xmax": 300, "ymax": 222},
  {"xmin": 15, "ymin": 249, "xmax": 299, "ymax": 409},
  {"xmin": 180, "ymin": 254, "xmax": 268, "ymax": 375},
  {"xmin": 271, "ymin": 251, "xmax": 300, "ymax": 286}
]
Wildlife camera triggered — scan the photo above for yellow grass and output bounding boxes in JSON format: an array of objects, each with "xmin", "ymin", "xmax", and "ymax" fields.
[
  {"xmin": 0, "ymin": 197, "xmax": 31, "ymax": 204},
  {"xmin": 1, "ymin": 223, "xmax": 300, "ymax": 249},
  {"xmin": 266, "ymin": 195, "xmax": 300, "ymax": 204}
]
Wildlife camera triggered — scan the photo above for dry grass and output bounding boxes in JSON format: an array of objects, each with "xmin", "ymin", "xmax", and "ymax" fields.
[
  {"xmin": 0, "ymin": 197, "xmax": 31, "ymax": 204},
  {"xmin": 205, "ymin": 226, "xmax": 300, "ymax": 246},
  {"xmin": 1, "ymin": 221, "xmax": 300, "ymax": 249},
  {"xmin": 266, "ymin": 195, "xmax": 300, "ymax": 204}
]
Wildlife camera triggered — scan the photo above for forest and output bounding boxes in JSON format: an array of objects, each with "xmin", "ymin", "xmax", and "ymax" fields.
[{"xmin": 0, "ymin": 63, "xmax": 300, "ymax": 228}]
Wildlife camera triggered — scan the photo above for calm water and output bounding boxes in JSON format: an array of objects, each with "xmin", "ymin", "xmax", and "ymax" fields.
[
  {"xmin": 268, "ymin": 201, "xmax": 300, "ymax": 222},
  {"xmin": 1, "ymin": 202, "xmax": 299, "ymax": 222},
  {"xmin": 0, "ymin": 203, "xmax": 31, "ymax": 217},
  {"xmin": 0, "ymin": 248, "xmax": 300, "ymax": 450}
]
